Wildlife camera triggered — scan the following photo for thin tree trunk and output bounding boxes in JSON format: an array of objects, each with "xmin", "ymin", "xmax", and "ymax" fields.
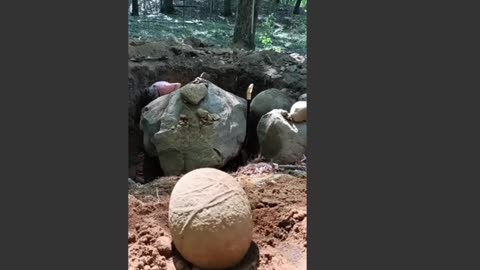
[
  {"xmin": 209, "ymin": 0, "xmax": 213, "ymax": 14},
  {"xmin": 131, "ymin": 0, "xmax": 140, "ymax": 16},
  {"xmin": 271, "ymin": 0, "xmax": 280, "ymax": 11},
  {"xmin": 223, "ymin": 0, "xmax": 232, "ymax": 17},
  {"xmin": 161, "ymin": 0, "xmax": 175, "ymax": 14},
  {"xmin": 232, "ymin": 0, "xmax": 261, "ymax": 50},
  {"xmin": 293, "ymin": 0, "xmax": 301, "ymax": 14}
]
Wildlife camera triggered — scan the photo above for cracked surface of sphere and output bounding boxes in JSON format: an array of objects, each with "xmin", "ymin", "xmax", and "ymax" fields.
[{"xmin": 168, "ymin": 168, "xmax": 253, "ymax": 269}]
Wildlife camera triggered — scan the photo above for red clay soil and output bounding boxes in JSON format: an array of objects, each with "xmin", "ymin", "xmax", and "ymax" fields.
[{"xmin": 128, "ymin": 173, "xmax": 307, "ymax": 270}]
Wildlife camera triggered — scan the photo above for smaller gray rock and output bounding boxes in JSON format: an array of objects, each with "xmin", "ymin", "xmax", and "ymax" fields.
[
  {"xmin": 289, "ymin": 53, "xmax": 305, "ymax": 64},
  {"xmin": 286, "ymin": 65, "xmax": 297, "ymax": 72},
  {"xmin": 180, "ymin": 80, "xmax": 208, "ymax": 105},
  {"xmin": 197, "ymin": 108, "xmax": 220, "ymax": 124},
  {"xmin": 196, "ymin": 108, "xmax": 209, "ymax": 119},
  {"xmin": 184, "ymin": 36, "xmax": 207, "ymax": 48},
  {"xmin": 257, "ymin": 109, "xmax": 306, "ymax": 164},
  {"xmin": 298, "ymin": 93, "xmax": 307, "ymax": 101},
  {"xmin": 128, "ymin": 178, "xmax": 140, "ymax": 188},
  {"xmin": 211, "ymin": 113, "xmax": 220, "ymax": 121},
  {"xmin": 250, "ymin": 88, "xmax": 294, "ymax": 120}
]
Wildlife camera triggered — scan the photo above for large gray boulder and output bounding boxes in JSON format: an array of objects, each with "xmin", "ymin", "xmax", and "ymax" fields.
[
  {"xmin": 140, "ymin": 78, "xmax": 247, "ymax": 176},
  {"xmin": 250, "ymin": 88, "xmax": 294, "ymax": 120},
  {"xmin": 257, "ymin": 109, "xmax": 307, "ymax": 164}
]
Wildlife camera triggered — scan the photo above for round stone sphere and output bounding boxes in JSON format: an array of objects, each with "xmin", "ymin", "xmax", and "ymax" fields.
[
  {"xmin": 289, "ymin": 101, "xmax": 307, "ymax": 123},
  {"xmin": 168, "ymin": 168, "xmax": 253, "ymax": 269}
]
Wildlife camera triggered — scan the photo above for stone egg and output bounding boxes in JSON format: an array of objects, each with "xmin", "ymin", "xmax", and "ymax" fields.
[
  {"xmin": 289, "ymin": 101, "xmax": 307, "ymax": 123},
  {"xmin": 168, "ymin": 168, "xmax": 253, "ymax": 269}
]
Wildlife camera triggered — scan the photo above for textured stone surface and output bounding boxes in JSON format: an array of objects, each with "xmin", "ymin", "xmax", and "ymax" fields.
[
  {"xmin": 257, "ymin": 109, "xmax": 306, "ymax": 164},
  {"xmin": 168, "ymin": 168, "xmax": 253, "ymax": 269},
  {"xmin": 180, "ymin": 80, "xmax": 208, "ymax": 105},
  {"xmin": 289, "ymin": 101, "xmax": 307, "ymax": 123},
  {"xmin": 140, "ymin": 79, "xmax": 247, "ymax": 175},
  {"xmin": 250, "ymin": 88, "xmax": 294, "ymax": 120}
]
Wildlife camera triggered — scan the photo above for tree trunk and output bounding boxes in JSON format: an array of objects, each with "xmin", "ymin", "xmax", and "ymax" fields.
[
  {"xmin": 209, "ymin": 0, "xmax": 214, "ymax": 14},
  {"xmin": 293, "ymin": 0, "xmax": 302, "ymax": 14},
  {"xmin": 161, "ymin": 0, "xmax": 175, "ymax": 14},
  {"xmin": 232, "ymin": 0, "xmax": 261, "ymax": 50},
  {"xmin": 131, "ymin": 0, "xmax": 139, "ymax": 16},
  {"xmin": 271, "ymin": 0, "xmax": 280, "ymax": 11},
  {"xmin": 223, "ymin": 0, "xmax": 232, "ymax": 17},
  {"xmin": 142, "ymin": 0, "xmax": 147, "ymax": 15}
]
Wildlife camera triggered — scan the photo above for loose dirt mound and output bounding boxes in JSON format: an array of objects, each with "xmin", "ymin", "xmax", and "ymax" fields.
[
  {"xmin": 128, "ymin": 174, "xmax": 306, "ymax": 270},
  {"xmin": 128, "ymin": 40, "xmax": 306, "ymax": 99}
]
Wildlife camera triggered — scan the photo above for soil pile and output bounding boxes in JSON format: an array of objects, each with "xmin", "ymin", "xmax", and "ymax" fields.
[{"xmin": 128, "ymin": 173, "xmax": 306, "ymax": 270}]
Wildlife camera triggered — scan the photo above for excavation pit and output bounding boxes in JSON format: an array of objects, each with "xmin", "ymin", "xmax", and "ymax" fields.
[{"xmin": 128, "ymin": 41, "xmax": 306, "ymax": 182}]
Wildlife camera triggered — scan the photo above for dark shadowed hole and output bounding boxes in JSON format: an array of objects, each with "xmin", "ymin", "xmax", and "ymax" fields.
[
  {"xmin": 130, "ymin": 67, "xmax": 282, "ymax": 183},
  {"xmin": 140, "ymin": 140, "xmax": 259, "ymax": 181},
  {"xmin": 172, "ymin": 241, "xmax": 260, "ymax": 270},
  {"xmin": 142, "ymin": 155, "xmax": 164, "ymax": 182}
]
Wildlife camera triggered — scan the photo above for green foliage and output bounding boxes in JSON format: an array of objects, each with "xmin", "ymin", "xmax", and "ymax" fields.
[
  {"xmin": 258, "ymin": 13, "xmax": 276, "ymax": 48},
  {"xmin": 301, "ymin": 0, "xmax": 308, "ymax": 8},
  {"xmin": 259, "ymin": 34, "xmax": 273, "ymax": 47},
  {"xmin": 128, "ymin": 13, "xmax": 306, "ymax": 55},
  {"xmin": 265, "ymin": 13, "xmax": 276, "ymax": 29},
  {"xmin": 255, "ymin": 13, "xmax": 306, "ymax": 54}
]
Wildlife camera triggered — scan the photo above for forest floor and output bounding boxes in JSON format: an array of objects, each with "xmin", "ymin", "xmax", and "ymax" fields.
[
  {"xmin": 128, "ymin": 167, "xmax": 307, "ymax": 270},
  {"xmin": 128, "ymin": 12, "xmax": 307, "ymax": 55}
]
